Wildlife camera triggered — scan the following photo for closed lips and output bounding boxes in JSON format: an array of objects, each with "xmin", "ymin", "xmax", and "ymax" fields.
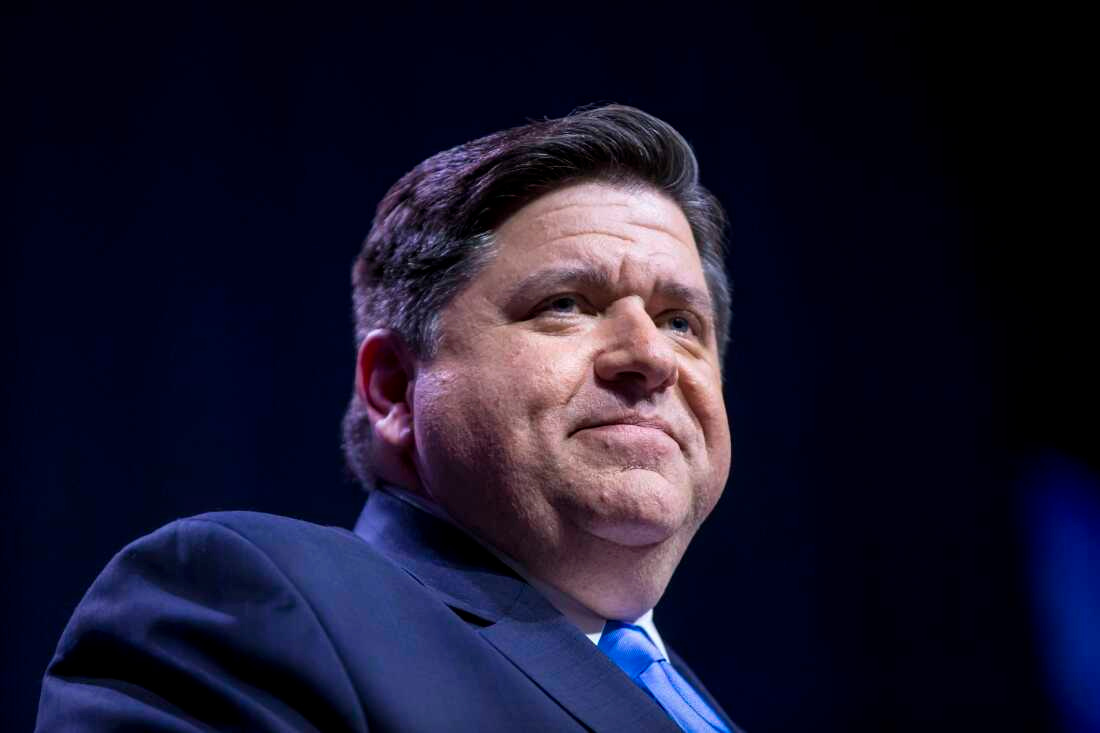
[{"xmin": 572, "ymin": 415, "xmax": 681, "ymax": 448}]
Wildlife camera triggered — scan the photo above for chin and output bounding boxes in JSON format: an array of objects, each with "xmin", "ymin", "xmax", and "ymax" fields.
[{"xmin": 564, "ymin": 468, "xmax": 695, "ymax": 548}]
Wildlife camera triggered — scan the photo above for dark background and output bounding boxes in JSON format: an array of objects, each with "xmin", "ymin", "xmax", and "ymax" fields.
[{"xmin": 4, "ymin": 3, "xmax": 1093, "ymax": 732}]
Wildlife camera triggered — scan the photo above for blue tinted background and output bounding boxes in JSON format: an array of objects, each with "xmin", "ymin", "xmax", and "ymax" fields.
[{"xmin": 4, "ymin": 3, "xmax": 1092, "ymax": 732}]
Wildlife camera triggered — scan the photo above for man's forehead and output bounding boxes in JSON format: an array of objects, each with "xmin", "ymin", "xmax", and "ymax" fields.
[
  {"xmin": 471, "ymin": 183, "xmax": 715, "ymax": 328},
  {"xmin": 495, "ymin": 181, "xmax": 696, "ymax": 251}
]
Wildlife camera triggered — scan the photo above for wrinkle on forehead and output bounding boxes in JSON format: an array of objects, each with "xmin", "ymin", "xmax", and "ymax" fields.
[
  {"xmin": 542, "ymin": 229, "xmax": 634, "ymax": 246},
  {"xmin": 529, "ymin": 198, "xmax": 635, "ymax": 218},
  {"xmin": 518, "ymin": 233, "xmax": 700, "ymax": 288},
  {"xmin": 498, "ymin": 183, "xmax": 695, "ymax": 254}
]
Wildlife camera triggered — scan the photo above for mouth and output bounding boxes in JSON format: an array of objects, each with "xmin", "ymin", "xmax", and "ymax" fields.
[{"xmin": 571, "ymin": 415, "xmax": 681, "ymax": 450}]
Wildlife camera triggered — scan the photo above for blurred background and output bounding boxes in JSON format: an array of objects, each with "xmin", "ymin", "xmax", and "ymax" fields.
[{"xmin": 3, "ymin": 2, "xmax": 1094, "ymax": 731}]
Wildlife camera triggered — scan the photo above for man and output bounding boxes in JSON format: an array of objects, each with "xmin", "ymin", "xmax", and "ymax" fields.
[{"xmin": 36, "ymin": 104, "xmax": 742, "ymax": 732}]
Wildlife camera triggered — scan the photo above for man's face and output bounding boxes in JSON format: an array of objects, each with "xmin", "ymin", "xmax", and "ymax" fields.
[{"xmin": 410, "ymin": 181, "xmax": 731, "ymax": 618}]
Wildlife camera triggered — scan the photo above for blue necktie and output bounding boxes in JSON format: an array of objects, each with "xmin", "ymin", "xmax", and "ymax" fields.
[{"xmin": 598, "ymin": 621, "xmax": 730, "ymax": 733}]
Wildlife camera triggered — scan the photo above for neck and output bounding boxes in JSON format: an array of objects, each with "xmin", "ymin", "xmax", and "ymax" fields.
[{"xmin": 376, "ymin": 483, "xmax": 657, "ymax": 633}]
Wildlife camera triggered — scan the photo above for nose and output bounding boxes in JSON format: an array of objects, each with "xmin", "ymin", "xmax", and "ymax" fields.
[{"xmin": 594, "ymin": 301, "xmax": 678, "ymax": 394}]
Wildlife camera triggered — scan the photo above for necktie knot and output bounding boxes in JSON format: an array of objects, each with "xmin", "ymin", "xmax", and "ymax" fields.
[{"xmin": 598, "ymin": 621, "xmax": 666, "ymax": 679}]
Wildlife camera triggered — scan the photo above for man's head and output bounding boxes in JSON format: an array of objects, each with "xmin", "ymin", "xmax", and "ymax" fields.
[{"xmin": 344, "ymin": 105, "xmax": 732, "ymax": 618}]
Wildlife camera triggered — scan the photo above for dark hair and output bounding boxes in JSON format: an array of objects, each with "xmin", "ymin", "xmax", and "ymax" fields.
[{"xmin": 343, "ymin": 104, "xmax": 731, "ymax": 489}]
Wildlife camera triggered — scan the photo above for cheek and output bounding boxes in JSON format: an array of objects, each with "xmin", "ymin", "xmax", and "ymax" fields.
[
  {"xmin": 414, "ymin": 367, "xmax": 500, "ymax": 470},
  {"xmin": 413, "ymin": 344, "xmax": 578, "ymax": 470},
  {"xmin": 416, "ymin": 328, "xmax": 600, "ymax": 466},
  {"xmin": 497, "ymin": 335, "xmax": 591, "ymax": 410},
  {"xmin": 680, "ymin": 363, "xmax": 732, "ymax": 477}
]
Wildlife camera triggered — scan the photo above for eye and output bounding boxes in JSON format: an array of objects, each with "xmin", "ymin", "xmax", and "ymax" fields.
[
  {"xmin": 667, "ymin": 315, "xmax": 692, "ymax": 333},
  {"xmin": 545, "ymin": 295, "xmax": 580, "ymax": 313},
  {"xmin": 661, "ymin": 312, "xmax": 700, "ymax": 337},
  {"xmin": 534, "ymin": 294, "xmax": 587, "ymax": 317}
]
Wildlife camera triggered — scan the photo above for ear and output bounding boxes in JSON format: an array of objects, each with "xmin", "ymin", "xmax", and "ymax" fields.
[{"xmin": 355, "ymin": 329, "xmax": 419, "ymax": 489}]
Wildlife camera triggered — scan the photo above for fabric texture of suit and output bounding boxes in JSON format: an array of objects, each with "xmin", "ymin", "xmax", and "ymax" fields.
[{"xmin": 36, "ymin": 490, "xmax": 742, "ymax": 732}]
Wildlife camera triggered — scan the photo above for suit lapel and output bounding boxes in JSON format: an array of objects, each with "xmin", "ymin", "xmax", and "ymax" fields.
[{"xmin": 355, "ymin": 490, "xmax": 679, "ymax": 732}]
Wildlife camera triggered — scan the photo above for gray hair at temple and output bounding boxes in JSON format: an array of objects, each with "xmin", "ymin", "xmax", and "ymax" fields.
[{"xmin": 342, "ymin": 104, "xmax": 732, "ymax": 490}]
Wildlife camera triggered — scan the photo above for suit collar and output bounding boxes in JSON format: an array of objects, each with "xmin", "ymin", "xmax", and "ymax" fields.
[
  {"xmin": 354, "ymin": 489, "xmax": 681, "ymax": 733},
  {"xmin": 353, "ymin": 488, "xmax": 525, "ymax": 623}
]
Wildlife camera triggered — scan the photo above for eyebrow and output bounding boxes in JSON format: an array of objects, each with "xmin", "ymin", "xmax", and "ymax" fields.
[{"xmin": 502, "ymin": 264, "xmax": 715, "ymax": 320}]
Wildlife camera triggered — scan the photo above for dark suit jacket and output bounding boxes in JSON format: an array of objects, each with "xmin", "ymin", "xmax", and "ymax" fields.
[{"xmin": 36, "ymin": 490, "xmax": 741, "ymax": 732}]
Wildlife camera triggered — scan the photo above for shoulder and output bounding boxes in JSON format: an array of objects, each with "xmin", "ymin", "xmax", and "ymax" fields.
[
  {"xmin": 37, "ymin": 510, "xmax": 403, "ymax": 731},
  {"xmin": 146, "ymin": 509, "xmax": 368, "ymax": 559},
  {"xmin": 106, "ymin": 509, "xmax": 411, "ymax": 609},
  {"xmin": 136, "ymin": 508, "xmax": 361, "ymax": 549}
]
